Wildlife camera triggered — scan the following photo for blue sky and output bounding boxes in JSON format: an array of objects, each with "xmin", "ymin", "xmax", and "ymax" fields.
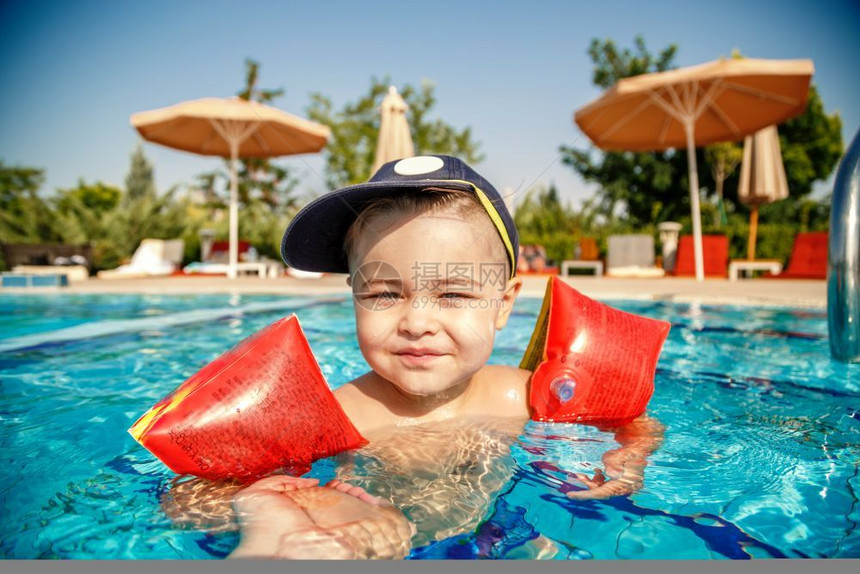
[{"xmin": 1, "ymin": 0, "xmax": 858, "ymax": 208}]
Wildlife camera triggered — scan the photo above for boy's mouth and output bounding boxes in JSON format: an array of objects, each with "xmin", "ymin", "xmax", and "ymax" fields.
[
  {"xmin": 394, "ymin": 348, "xmax": 446, "ymax": 365},
  {"xmin": 395, "ymin": 347, "xmax": 444, "ymax": 356}
]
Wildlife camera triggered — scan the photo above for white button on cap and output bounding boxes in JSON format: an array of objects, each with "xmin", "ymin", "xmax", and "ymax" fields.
[{"xmin": 393, "ymin": 156, "xmax": 444, "ymax": 176}]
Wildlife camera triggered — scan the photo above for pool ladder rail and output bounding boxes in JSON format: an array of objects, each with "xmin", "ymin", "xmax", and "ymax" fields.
[{"xmin": 828, "ymin": 127, "xmax": 860, "ymax": 362}]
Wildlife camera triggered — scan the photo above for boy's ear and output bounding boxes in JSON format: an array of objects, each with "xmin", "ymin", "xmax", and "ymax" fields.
[
  {"xmin": 346, "ymin": 274, "xmax": 352, "ymax": 287},
  {"xmin": 494, "ymin": 276, "xmax": 523, "ymax": 330}
]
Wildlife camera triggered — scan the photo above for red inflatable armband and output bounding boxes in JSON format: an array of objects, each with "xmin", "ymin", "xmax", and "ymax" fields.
[
  {"xmin": 520, "ymin": 277, "xmax": 671, "ymax": 426},
  {"xmin": 128, "ymin": 315, "xmax": 367, "ymax": 481}
]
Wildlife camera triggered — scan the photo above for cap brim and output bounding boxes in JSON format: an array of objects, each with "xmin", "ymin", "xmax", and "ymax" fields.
[{"xmin": 281, "ymin": 179, "xmax": 475, "ymax": 274}]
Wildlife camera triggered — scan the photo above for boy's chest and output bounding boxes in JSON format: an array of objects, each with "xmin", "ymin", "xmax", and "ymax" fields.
[{"xmin": 358, "ymin": 417, "xmax": 524, "ymax": 475}]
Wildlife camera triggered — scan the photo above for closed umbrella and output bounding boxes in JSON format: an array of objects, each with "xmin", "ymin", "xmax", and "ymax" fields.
[
  {"xmin": 371, "ymin": 86, "xmax": 415, "ymax": 175},
  {"xmin": 131, "ymin": 97, "xmax": 330, "ymax": 278},
  {"xmin": 738, "ymin": 125, "xmax": 789, "ymax": 261},
  {"xmin": 575, "ymin": 57, "xmax": 813, "ymax": 280}
]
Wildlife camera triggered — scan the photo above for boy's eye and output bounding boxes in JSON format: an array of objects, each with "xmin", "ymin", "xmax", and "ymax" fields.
[
  {"xmin": 439, "ymin": 292, "xmax": 465, "ymax": 299},
  {"xmin": 357, "ymin": 290, "xmax": 400, "ymax": 310},
  {"xmin": 368, "ymin": 291, "xmax": 398, "ymax": 299}
]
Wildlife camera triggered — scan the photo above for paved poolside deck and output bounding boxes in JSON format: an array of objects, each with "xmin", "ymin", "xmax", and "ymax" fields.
[{"xmin": 1, "ymin": 274, "xmax": 828, "ymax": 308}]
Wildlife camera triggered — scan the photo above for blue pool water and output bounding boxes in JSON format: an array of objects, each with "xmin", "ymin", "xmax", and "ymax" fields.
[{"xmin": 1, "ymin": 293, "xmax": 858, "ymax": 559}]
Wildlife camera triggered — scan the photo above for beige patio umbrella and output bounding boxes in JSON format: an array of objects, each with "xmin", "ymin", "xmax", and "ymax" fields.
[
  {"xmin": 131, "ymin": 97, "xmax": 330, "ymax": 278},
  {"xmin": 738, "ymin": 125, "xmax": 789, "ymax": 261},
  {"xmin": 371, "ymin": 86, "xmax": 415, "ymax": 175},
  {"xmin": 575, "ymin": 57, "xmax": 813, "ymax": 280}
]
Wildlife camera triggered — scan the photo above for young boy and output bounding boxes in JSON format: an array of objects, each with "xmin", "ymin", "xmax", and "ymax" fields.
[{"xmin": 228, "ymin": 155, "xmax": 662, "ymax": 558}]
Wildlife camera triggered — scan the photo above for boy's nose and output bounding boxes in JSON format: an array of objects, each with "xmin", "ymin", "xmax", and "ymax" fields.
[{"xmin": 397, "ymin": 297, "xmax": 439, "ymax": 338}]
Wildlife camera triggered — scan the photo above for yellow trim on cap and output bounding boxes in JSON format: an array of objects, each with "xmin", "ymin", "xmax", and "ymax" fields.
[{"xmin": 447, "ymin": 179, "xmax": 517, "ymax": 279}]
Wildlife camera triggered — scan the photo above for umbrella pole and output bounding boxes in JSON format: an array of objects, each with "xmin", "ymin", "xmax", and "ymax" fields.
[
  {"xmin": 747, "ymin": 204, "xmax": 759, "ymax": 261},
  {"xmin": 209, "ymin": 119, "xmax": 262, "ymax": 280},
  {"xmin": 228, "ymin": 142, "xmax": 239, "ymax": 280},
  {"xmin": 684, "ymin": 120, "xmax": 705, "ymax": 281}
]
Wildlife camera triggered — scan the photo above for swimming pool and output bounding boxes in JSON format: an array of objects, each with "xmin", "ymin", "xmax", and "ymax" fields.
[{"xmin": 1, "ymin": 292, "xmax": 858, "ymax": 559}]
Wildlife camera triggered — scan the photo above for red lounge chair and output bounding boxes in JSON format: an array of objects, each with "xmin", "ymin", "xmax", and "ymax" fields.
[
  {"xmin": 768, "ymin": 231, "xmax": 828, "ymax": 279},
  {"xmin": 209, "ymin": 240, "xmax": 251, "ymax": 261},
  {"xmin": 579, "ymin": 237, "xmax": 600, "ymax": 262},
  {"xmin": 672, "ymin": 235, "xmax": 729, "ymax": 278}
]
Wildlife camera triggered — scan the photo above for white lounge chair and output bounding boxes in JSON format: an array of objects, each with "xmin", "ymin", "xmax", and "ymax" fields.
[
  {"xmin": 606, "ymin": 234, "xmax": 665, "ymax": 278},
  {"xmin": 97, "ymin": 239, "xmax": 184, "ymax": 279},
  {"xmin": 286, "ymin": 267, "xmax": 324, "ymax": 280}
]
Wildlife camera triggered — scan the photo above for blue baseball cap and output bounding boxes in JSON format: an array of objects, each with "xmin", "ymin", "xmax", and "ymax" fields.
[{"xmin": 281, "ymin": 155, "xmax": 519, "ymax": 278}]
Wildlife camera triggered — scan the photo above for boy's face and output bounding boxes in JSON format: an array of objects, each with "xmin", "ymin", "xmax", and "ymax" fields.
[{"xmin": 348, "ymin": 209, "xmax": 521, "ymax": 400}]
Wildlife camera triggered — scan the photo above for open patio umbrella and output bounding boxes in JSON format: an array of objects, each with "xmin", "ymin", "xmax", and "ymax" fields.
[
  {"xmin": 738, "ymin": 125, "xmax": 789, "ymax": 261},
  {"xmin": 575, "ymin": 57, "xmax": 813, "ymax": 280},
  {"xmin": 131, "ymin": 97, "xmax": 330, "ymax": 278},
  {"xmin": 371, "ymin": 86, "xmax": 415, "ymax": 175}
]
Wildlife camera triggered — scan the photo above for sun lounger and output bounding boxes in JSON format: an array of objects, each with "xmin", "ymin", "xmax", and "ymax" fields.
[
  {"xmin": 672, "ymin": 235, "xmax": 729, "ymax": 278},
  {"xmin": 10, "ymin": 265, "xmax": 89, "ymax": 282},
  {"xmin": 183, "ymin": 238, "xmax": 282, "ymax": 278},
  {"xmin": 606, "ymin": 234, "xmax": 665, "ymax": 278},
  {"xmin": 286, "ymin": 267, "xmax": 324, "ymax": 279},
  {"xmin": 206, "ymin": 240, "xmax": 252, "ymax": 263},
  {"xmin": 184, "ymin": 261, "xmax": 283, "ymax": 278},
  {"xmin": 97, "ymin": 239, "xmax": 184, "ymax": 279},
  {"xmin": 765, "ymin": 231, "xmax": 828, "ymax": 279},
  {"xmin": 2, "ymin": 243, "xmax": 92, "ymax": 280}
]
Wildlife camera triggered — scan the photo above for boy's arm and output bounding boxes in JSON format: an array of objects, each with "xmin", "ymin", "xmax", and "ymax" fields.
[{"xmin": 566, "ymin": 415, "xmax": 665, "ymax": 500}]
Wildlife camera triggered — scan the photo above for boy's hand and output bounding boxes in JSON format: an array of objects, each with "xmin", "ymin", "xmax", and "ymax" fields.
[
  {"xmin": 229, "ymin": 475, "xmax": 414, "ymax": 560},
  {"xmin": 600, "ymin": 447, "xmax": 647, "ymax": 478},
  {"xmin": 230, "ymin": 475, "xmax": 338, "ymax": 559},
  {"xmin": 565, "ymin": 467, "xmax": 643, "ymax": 500},
  {"xmin": 232, "ymin": 474, "xmax": 320, "ymax": 514},
  {"xmin": 565, "ymin": 415, "xmax": 662, "ymax": 500}
]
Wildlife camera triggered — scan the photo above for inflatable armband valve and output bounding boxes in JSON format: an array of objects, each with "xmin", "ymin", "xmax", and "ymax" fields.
[
  {"xmin": 521, "ymin": 277, "xmax": 671, "ymax": 426},
  {"xmin": 128, "ymin": 315, "xmax": 367, "ymax": 481}
]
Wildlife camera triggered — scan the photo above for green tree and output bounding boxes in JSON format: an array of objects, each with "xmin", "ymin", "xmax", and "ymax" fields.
[
  {"xmin": 587, "ymin": 35, "xmax": 677, "ymax": 89},
  {"xmin": 307, "ymin": 77, "xmax": 483, "ymax": 189},
  {"xmin": 125, "ymin": 145, "xmax": 156, "ymax": 203},
  {"xmin": 782, "ymin": 86, "xmax": 844, "ymax": 196},
  {"xmin": 237, "ymin": 57, "xmax": 284, "ymax": 103},
  {"xmin": 56, "ymin": 179, "xmax": 121, "ymax": 215},
  {"xmin": 51, "ymin": 180, "xmax": 123, "ymax": 250},
  {"xmin": 705, "ymin": 141, "xmax": 743, "ymax": 227},
  {"xmin": 514, "ymin": 183, "xmax": 572, "ymax": 237},
  {"xmin": 0, "ymin": 161, "xmax": 44, "ymax": 208},
  {"xmin": 0, "ymin": 161, "xmax": 57, "ymax": 243}
]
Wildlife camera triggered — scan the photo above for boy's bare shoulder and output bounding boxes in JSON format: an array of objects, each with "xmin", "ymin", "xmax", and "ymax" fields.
[
  {"xmin": 474, "ymin": 365, "xmax": 532, "ymax": 418},
  {"xmin": 480, "ymin": 364, "xmax": 532, "ymax": 387},
  {"xmin": 333, "ymin": 373, "xmax": 392, "ymax": 433}
]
